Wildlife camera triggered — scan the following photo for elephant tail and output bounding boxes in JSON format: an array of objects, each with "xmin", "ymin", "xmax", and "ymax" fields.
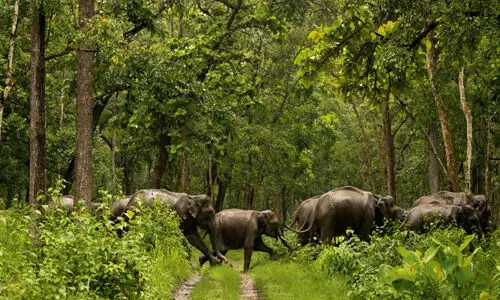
[{"xmin": 285, "ymin": 197, "xmax": 319, "ymax": 234}]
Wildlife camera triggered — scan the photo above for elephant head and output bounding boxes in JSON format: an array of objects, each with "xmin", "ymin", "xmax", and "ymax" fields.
[
  {"xmin": 257, "ymin": 210, "xmax": 292, "ymax": 251},
  {"xmin": 455, "ymin": 204, "xmax": 483, "ymax": 235},
  {"xmin": 373, "ymin": 195, "xmax": 397, "ymax": 225},
  {"xmin": 176, "ymin": 194, "xmax": 216, "ymax": 232},
  {"xmin": 257, "ymin": 210, "xmax": 281, "ymax": 238}
]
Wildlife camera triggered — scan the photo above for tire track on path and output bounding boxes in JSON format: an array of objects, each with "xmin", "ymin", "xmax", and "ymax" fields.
[
  {"xmin": 231, "ymin": 260, "xmax": 263, "ymax": 300},
  {"xmin": 172, "ymin": 273, "xmax": 201, "ymax": 300}
]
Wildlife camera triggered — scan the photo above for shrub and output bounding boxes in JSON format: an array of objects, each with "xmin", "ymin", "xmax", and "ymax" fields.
[
  {"xmin": 315, "ymin": 226, "xmax": 500, "ymax": 300},
  {"xmin": 0, "ymin": 198, "xmax": 190, "ymax": 299}
]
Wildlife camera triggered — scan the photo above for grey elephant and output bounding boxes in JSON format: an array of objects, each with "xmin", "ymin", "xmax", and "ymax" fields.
[
  {"xmin": 412, "ymin": 191, "xmax": 490, "ymax": 233},
  {"xmin": 112, "ymin": 189, "xmax": 225, "ymax": 265},
  {"xmin": 291, "ymin": 186, "xmax": 400, "ymax": 243},
  {"xmin": 110, "ymin": 196, "xmax": 132, "ymax": 219},
  {"xmin": 48, "ymin": 195, "xmax": 103, "ymax": 215},
  {"xmin": 199, "ymin": 209, "xmax": 291, "ymax": 272},
  {"xmin": 287, "ymin": 196, "xmax": 321, "ymax": 246},
  {"xmin": 406, "ymin": 203, "xmax": 480, "ymax": 233}
]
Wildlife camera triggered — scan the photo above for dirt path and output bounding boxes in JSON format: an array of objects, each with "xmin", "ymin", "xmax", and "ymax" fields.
[
  {"xmin": 240, "ymin": 272, "xmax": 262, "ymax": 300},
  {"xmin": 231, "ymin": 260, "xmax": 263, "ymax": 300},
  {"xmin": 172, "ymin": 274, "xmax": 201, "ymax": 300}
]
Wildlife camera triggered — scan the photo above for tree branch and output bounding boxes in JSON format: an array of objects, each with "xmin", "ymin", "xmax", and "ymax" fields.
[
  {"xmin": 408, "ymin": 21, "xmax": 438, "ymax": 48},
  {"xmin": 122, "ymin": 1, "xmax": 170, "ymax": 43}
]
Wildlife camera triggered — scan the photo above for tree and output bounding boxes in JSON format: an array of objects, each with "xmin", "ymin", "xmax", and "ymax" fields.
[
  {"xmin": 425, "ymin": 30, "xmax": 460, "ymax": 192},
  {"xmin": 1, "ymin": 0, "xmax": 19, "ymax": 141},
  {"xmin": 29, "ymin": 2, "xmax": 46, "ymax": 206},
  {"xmin": 75, "ymin": 0, "xmax": 95, "ymax": 210},
  {"xmin": 458, "ymin": 67, "xmax": 472, "ymax": 193}
]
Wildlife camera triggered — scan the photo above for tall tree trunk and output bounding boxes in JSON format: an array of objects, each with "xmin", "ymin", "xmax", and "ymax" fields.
[
  {"xmin": 62, "ymin": 94, "xmax": 112, "ymax": 194},
  {"xmin": 151, "ymin": 135, "xmax": 170, "ymax": 189},
  {"xmin": 484, "ymin": 117, "xmax": 492, "ymax": 198},
  {"xmin": 181, "ymin": 152, "xmax": 189, "ymax": 192},
  {"xmin": 458, "ymin": 67, "xmax": 473, "ymax": 194},
  {"xmin": 29, "ymin": 4, "xmax": 46, "ymax": 206},
  {"xmin": 376, "ymin": 123, "xmax": 387, "ymax": 194},
  {"xmin": 58, "ymin": 81, "xmax": 66, "ymax": 131},
  {"xmin": 251, "ymin": 165, "xmax": 264, "ymax": 209},
  {"xmin": 122, "ymin": 144, "xmax": 133, "ymax": 195},
  {"xmin": 215, "ymin": 177, "xmax": 228, "ymax": 212},
  {"xmin": 75, "ymin": 0, "xmax": 95, "ymax": 211},
  {"xmin": 111, "ymin": 127, "xmax": 117, "ymax": 194},
  {"xmin": 428, "ymin": 122, "xmax": 440, "ymax": 193},
  {"xmin": 351, "ymin": 99, "xmax": 376, "ymax": 192},
  {"xmin": 426, "ymin": 30, "xmax": 459, "ymax": 192},
  {"xmin": 383, "ymin": 91, "xmax": 396, "ymax": 200},
  {"xmin": 243, "ymin": 156, "xmax": 252, "ymax": 209},
  {"xmin": 1, "ymin": 0, "xmax": 20, "ymax": 141},
  {"xmin": 280, "ymin": 185, "xmax": 287, "ymax": 223}
]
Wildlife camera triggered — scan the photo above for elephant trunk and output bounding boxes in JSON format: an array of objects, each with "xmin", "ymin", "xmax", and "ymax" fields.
[{"xmin": 278, "ymin": 234, "xmax": 293, "ymax": 251}]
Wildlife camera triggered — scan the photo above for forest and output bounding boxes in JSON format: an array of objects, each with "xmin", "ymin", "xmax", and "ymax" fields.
[{"xmin": 0, "ymin": 0, "xmax": 499, "ymax": 299}]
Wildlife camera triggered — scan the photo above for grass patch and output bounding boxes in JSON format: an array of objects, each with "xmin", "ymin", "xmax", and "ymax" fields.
[
  {"xmin": 252, "ymin": 260, "xmax": 348, "ymax": 300},
  {"xmin": 190, "ymin": 264, "xmax": 241, "ymax": 300}
]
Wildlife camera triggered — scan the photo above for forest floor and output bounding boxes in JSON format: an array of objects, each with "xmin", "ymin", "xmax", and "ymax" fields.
[{"xmin": 174, "ymin": 248, "xmax": 347, "ymax": 299}]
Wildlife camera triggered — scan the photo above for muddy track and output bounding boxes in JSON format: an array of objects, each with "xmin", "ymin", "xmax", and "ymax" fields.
[
  {"xmin": 172, "ymin": 274, "xmax": 201, "ymax": 300},
  {"xmin": 231, "ymin": 261, "xmax": 263, "ymax": 300},
  {"xmin": 240, "ymin": 272, "xmax": 262, "ymax": 300}
]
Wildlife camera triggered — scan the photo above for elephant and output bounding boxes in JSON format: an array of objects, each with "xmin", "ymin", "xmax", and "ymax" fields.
[
  {"xmin": 48, "ymin": 195, "xmax": 103, "ymax": 215},
  {"xmin": 406, "ymin": 203, "xmax": 481, "ymax": 233},
  {"xmin": 112, "ymin": 189, "xmax": 226, "ymax": 265},
  {"xmin": 288, "ymin": 196, "xmax": 321, "ymax": 246},
  {"xmin": 289, "ymin": 186, "xmax": 400, "ymax": 243},
  {"xmin": 412, "ymin": 191, "xmax": 490, "ymax": 233},
  {"xmin": 110, "ymin": 196, "xmax": 132, "ymax": 220},
  {"xmin": 199, "ymin": 209, "xmax": 291, "ymax": 272}
]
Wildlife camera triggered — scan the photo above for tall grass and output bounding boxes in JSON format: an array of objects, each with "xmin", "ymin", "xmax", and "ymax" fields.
[
  {"xmin": 252, "ymin": 260, "xmax": 348, "ymax": 300},
  {"xmin": 190, "ymin": 265, "xmax": 241, "ymax": 300}
]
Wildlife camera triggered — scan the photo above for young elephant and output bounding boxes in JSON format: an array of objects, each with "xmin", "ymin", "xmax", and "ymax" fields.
[
  {"xmin": 200, "ymin": 209, "xmax": 289, "ymax": 272},
  {"xmin": 406, "ymin": 203, "xmax": 480, "ymax": 233}
]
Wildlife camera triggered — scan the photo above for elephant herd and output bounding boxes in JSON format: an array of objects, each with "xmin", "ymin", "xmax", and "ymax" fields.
[
  {"xmin": 288, "ymin": 186, "xmax": 491, "ymax": 246},
  {"xmin": 50, "ymin": 185, "xmax": 491, "ymax": 272}
]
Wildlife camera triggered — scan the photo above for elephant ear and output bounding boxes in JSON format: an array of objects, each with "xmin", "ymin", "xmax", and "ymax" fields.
[
  {"xmin": 177, "ymin": 195, "xmax": 199, "ymax": 219},
  {"xmin": 257, "ymin": 211, "xmax": 272, "ymax": 231}
]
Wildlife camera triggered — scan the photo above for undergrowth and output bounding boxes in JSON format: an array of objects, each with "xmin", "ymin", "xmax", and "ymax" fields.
[{"xmin": 0, "ymin": 195, "xmax": 190, "ymax": 299}]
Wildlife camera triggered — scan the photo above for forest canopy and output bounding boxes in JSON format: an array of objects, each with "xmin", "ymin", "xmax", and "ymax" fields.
[{"xmin": 0, "ymin": 0, "xmax": 499, "ymax": 222}]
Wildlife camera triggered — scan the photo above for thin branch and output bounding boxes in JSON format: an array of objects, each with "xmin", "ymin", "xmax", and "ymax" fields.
[
  {"xmin": 408, "ymin": 21, "xmax": 438, "ymax": 48},
  {"xmin": 394, "ymin": 95, "xmax": 450, "ymax": 181},
  {"xmin": 392, "ymin": 114, "xmax": 409, "ymax": 137},
  {"xmin": 122, "ymin": 1, "xmax": 170, "ymax": 43},
  {"xmin": 45, "ymin": 46, "xmax": 74, "ymax": 61}
]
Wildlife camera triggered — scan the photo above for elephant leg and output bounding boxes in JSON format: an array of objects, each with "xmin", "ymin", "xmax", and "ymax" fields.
[
  {"xmin": 184, "ymin": 228, "xmax": 220, "ymax": 265},
  {"xmin": 320, "ymin": 223, "xmax": 334, "ymax": 245},
  {"xmin": 253, "ymin": 237, "xmax": 274, "ymax": 258},
  {"xmin": 243, "ymin": 238, "xmax": 255, "ymax": 272},
  {"xmin": 199, "ymin": 249, "xmax": 228, "ymax": 267}
]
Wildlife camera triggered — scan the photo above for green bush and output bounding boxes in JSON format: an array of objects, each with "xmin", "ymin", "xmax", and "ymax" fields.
[
  {"xmin": 314, "ymin": 227, "xmax": 500, "ymax": 300},
  {"xmin": 0, "ymin": 199, "xmax": 190, "ymax": 299}
]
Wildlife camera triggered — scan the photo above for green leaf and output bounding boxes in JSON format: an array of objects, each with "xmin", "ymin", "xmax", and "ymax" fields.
[
  {"xmin": 397, "ymin": 247, "xmax": 421, "ymax": 266},
  {"xmin": 454, "ymin": 266, "xmax": 475, "ymax": 286},
  {"xmin": 459, "ymin": 235, "xmax": 474, "ymax": 252},
  {"xmin": 422, "ymin": 246, "xmax": 439, "ymax": 263},
  {"xmin": 423, "ymin": 261, "xmax": 443, "ymax": 283}
]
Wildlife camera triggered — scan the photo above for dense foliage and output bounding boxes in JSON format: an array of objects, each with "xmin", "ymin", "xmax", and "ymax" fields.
[
  {"xmin": 0, "ymin": 200, "xmax": 190, "ymax": 298},
  {"xmin": 0, "ymin": 0, "xmax": 498, "ymax": 223},
  {"xmin": 312, "ymin": 227, "xmax": 500, "ymax": 299},
  {"xmin": 0, "ymin": 0, "xmax": 499, "ymax": 297}
]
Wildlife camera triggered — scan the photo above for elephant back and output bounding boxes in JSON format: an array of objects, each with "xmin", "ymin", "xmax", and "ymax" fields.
[
  {"xmin": 318, "ymin": 187, "xmax": 376, "ymax": 221},
  {"xmin": 412, "ymin": 191, "xmax": 469, "ymax": 208},
  {"xmin": 128, "ymin": 189, "xmax": 182, "ymax": 209}
]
